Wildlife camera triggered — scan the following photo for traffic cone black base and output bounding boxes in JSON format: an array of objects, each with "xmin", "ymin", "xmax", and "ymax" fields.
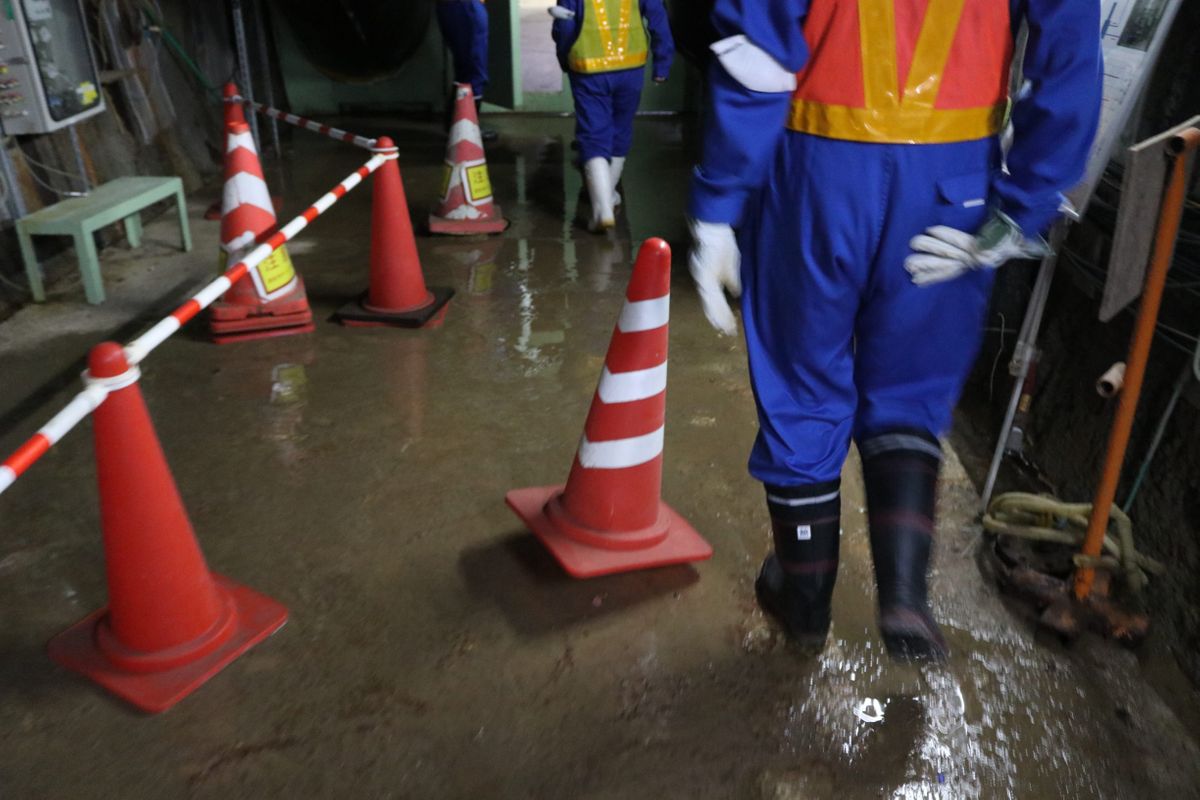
[{"xmin": 336, "ymin": 287, "xmax": 454, "ymax": 329}]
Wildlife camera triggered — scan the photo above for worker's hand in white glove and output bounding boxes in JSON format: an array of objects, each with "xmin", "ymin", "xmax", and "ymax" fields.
[
  {"xmin": 688, "ymin": 218, "xmax": 741, "ymax": 336},
  {"xmin": 548, "ymin": 6, "xmax": 575, "ymax": 19},
  {"xmin": 904, "ymin": 209, "xmax": 1049, "ymax": 287}
]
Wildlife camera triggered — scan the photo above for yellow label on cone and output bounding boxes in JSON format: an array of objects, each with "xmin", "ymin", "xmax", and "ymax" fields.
[
  {"xmin": 441, "ymin": 162, "xmax": 453, "ymax": 201},
  {"xmin": 466, "ymin": 163, "xmax": 493, "ymax": 203},
  {"xmin": 256, "ymin": 247, "xmax": 297, "ymax": 295}
]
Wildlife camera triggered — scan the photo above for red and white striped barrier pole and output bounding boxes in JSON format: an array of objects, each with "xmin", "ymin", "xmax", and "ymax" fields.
[
  {"xmin": 0, "ymin": 378, "xmax": 112, "ymax": 495},
  {"xmin": 127, "ymin": 146, "xmax": 395, "ymax": 362},
  {"xmin": 0, "ymin": 146, "xmax": 397, "ymax": 497},
  {"xmin": 226, "ymin": 93, "xmax": 378, "ymax": 151}
]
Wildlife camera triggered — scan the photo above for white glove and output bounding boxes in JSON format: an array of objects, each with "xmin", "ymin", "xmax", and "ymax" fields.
[
  {"xmin": 904, "ymin": 210, "xmax": 1049, "ymax": 287},
  {"xmin": 688, "ymin": 218, "xmax": 741, "ymax": 336},
  {"xmin": 548, "ymin": 6, "xmax": 575, "ymax": 19}
]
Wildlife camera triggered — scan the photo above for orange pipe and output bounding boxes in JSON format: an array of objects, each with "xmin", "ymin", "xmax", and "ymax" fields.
[{"xmin": 1074, "ymin": 128, "xmax": 1200, "ymax": 600}]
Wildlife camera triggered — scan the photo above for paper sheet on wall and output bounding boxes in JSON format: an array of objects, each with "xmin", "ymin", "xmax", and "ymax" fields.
[{"xmin": 1068, "ymin": 0, "xmax": 1184, "ymax": 211}]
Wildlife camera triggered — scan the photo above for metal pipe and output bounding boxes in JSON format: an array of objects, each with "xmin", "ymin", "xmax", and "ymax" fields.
[
  {"xmin": 1096, "ymin": 362, "xmax": 1126, "ymax": 398},
  {"xmin": 1122, "ymin": 348, "xmax": 1192, "ymax": 511},
  {"xmin": 230, "ymin": 0, "xmax": 260, "ymax": 149},
  {"xmin": 981, "ymin": 221, "xmax": 1066, "ymax": 510},
  {"xmin": 1074, "ymin": 127, "xmax": 1200, "ymax": 599},
  {"xmin": 249, "ymin": 0, "xmax": 281, "ymax": 159},
  {"xmin": 66, "ymin": 126, "xmax": 90, "ymax": 193},
  {"xmin": 0, "ymin": 130, "xmax": 29, "ymax": 219}
]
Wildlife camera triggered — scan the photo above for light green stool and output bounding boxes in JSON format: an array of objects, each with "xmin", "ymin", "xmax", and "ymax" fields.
[{"xmin": 16, "ymin": 176, "xmax": 193, "ymax": 305}]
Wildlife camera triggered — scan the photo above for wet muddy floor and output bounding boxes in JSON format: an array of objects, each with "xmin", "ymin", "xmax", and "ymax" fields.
[{"xmin": 1, "ymin": 117, "xmax": 1199, "ymax": 799}]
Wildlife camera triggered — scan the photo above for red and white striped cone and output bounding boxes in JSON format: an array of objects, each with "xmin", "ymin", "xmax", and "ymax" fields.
[
  {"xmin": 210, "ymin": 120, "xmax": 315, "ymax": 343},
  {"xmin": 428, "ymin": 84, "xmax": 508, "ymax": 235},
  {"xmin": 206, "ymin": 83, "xmax": 281, "ymax": 219},
  {"xmin": 505, "ymin": 239, "xmax": 712, "ymax": 577}
]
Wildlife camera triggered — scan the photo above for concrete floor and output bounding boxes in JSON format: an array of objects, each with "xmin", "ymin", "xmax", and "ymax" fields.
[{"xmin": 1, "ymin": 117, "xmax": 1199, "ymax": 799}]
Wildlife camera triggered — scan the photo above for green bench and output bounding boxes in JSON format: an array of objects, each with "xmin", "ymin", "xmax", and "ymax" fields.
[{"xmin": 16, "ymin": 176, "xmax": 192, "ymax": 305}]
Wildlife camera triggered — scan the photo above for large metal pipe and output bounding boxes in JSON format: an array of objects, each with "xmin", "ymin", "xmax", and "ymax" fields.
[{"xmin": 273, "ymin": 0, "xmax": 434, "ymax": 82}]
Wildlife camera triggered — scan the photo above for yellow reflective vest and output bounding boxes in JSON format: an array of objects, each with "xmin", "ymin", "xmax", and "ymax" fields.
[{"xmin": 568, "ymin": 0, "xmax": 649, "ymax": 74}]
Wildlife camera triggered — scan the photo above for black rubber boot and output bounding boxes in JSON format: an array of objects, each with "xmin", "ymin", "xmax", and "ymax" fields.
[
  {"xmin": 861, "ymin": 430, "xmax": 949, "ymax": 662},
  {"xmin": 754, "ymin": 480, "xmax": 841, "ymax": 651}
]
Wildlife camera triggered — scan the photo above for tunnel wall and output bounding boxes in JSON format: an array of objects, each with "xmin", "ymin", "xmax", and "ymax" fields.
[
  {"xmin": 269, "ymin": 2, "xmax": 450, "ymax": 116},
  {"xmin": 956, "ymin": 0, "xmax": 1200, "ymax": 687},
  {"xmin": 0, "ymin": 0, "xmax": 236, "ymax": 320}
]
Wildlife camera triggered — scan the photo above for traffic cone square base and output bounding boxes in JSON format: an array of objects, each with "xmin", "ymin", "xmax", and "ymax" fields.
[
  {"xmin": 212, "ymin": 319, "xmax": 316, "ymax": 345},
  {"xmin": 428, "ymin": 204, "xmax": 509, "ymax": 236},
  {"xmin": 505, "ymin": 485, "xmax": 713, "ymax": 578},
  {"xmin": 336, "ymin": 286, "xmax": 455, "ymax": 329},
  {"xmin": 47, "ymin": 575, "xmax": 288, "ymax": 713},
  {"xmin": 210, "ymin": 283, "xmax": 314, "ymax": 343}
]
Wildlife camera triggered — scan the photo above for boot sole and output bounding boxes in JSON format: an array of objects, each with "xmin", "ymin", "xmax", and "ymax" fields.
[
  {"xmin": 755, "ymin": 558, "xmax": 830, "ymax": 651},
  {"xmin": 879, "ymin": 609, "xmax": 949, "ymax": 662}
]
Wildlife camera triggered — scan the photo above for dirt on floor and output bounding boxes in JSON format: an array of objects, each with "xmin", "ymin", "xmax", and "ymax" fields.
[{"xmin": 1, "ymin": 117, "xmax": 1198, "ymax": 799}]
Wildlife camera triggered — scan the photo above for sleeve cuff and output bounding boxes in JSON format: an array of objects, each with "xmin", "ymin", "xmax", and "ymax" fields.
[
  {"xmin": 689, "ymin": 168, "xmax": 747, "ymax": 226},
  {"xmin": 991, "ymin": 180, "xmax": 1065, "ymax": 240}
]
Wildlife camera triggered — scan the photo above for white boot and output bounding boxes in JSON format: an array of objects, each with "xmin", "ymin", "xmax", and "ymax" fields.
[
  {"xmin": 584, "ymin": 157, "xmax": 616, "ymax": 233},
  {"xmin": 610, "ymin": 156, "xmax": 626, "ymax": 208}
]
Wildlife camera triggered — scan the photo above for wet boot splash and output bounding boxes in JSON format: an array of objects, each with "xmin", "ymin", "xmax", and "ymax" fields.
[
  {"xmin": 754, "ymin": 480, "xmax": 841, "ymax": 651},
  {"xmin": 861, "ymin": 431, "xmax": 949, "ymax": 662}
]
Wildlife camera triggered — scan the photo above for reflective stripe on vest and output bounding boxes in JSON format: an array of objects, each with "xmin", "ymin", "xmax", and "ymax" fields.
[
  {"xmin": 788, "ymin": 0, "xmax": 1012, "ymax": 144},
  {"xmin": 568, "ymin": 0, "xmax": 649, "ymax": 73}
]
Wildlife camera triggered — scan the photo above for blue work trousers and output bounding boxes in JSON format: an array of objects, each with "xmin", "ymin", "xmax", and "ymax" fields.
[
  {"xmin": 741, "ymin": 132, "xmax": 1001, "ymax": 486},
  {"xmin": 569, "ymin": 68, "xmax": 644, "ymax": 162},
  {"xmin": 437, "ymin": 0, "xmax": 489, "ymax": 99}
]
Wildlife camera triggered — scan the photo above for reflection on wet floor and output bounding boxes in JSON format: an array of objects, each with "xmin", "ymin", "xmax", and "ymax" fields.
[{"xmin": 0, "ymin": 117, "xmax": 1198, "ymax": 799}]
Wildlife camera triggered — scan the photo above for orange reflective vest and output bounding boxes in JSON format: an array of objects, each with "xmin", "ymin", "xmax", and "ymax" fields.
[{"xmin": 788, "ymin": 0, "xmax": 1013, "ymax": 144}]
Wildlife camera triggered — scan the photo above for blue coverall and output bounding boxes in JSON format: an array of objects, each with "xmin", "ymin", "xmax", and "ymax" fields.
[
  {"xmin": 437, "ymin": 0, "xmax": 490, "ymax": 100},
  {"xmin": 552, "ymin": 0, "xmax": 675, "ymax": 163},
  {"xmin": 689, "ymin": 0, "xmax": 1102, "ymax": 488}
]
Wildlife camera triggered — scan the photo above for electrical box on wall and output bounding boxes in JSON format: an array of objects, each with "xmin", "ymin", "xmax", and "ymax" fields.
[{"xmin": 0, "ymin": 0, "xmax": 104, "ymax": 135}]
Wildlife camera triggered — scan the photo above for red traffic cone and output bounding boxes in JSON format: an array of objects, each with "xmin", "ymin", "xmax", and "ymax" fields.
[
  {"xmin": 428, "ymin": 84, "xmax": 508, "ymax": 235},
  {"xmin": 210, "ymin": 120, "xmax": 315, "ymax": 343},
  {"xmin": 223, "ymin": 82, "xmax": 248, "ymax": 132},
  {"xmin": 336, "ymin": 137, "xmax": 454, "ymax": 328},
  {"xmin": 505, "ymin": 239, "xmax": 712, "ymax": 577},
  {"xmin": 206, "ymin": 83, "xmax": 252, "ymax": 219},
  {"xmin": 47, "ymin": 343, "xmax": 288, "ymax": 713}
]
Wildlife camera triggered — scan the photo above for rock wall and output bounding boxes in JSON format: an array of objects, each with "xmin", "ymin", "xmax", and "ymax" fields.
[
  {"xmin": 958, "ymin": 0, "xmax": 1200, "ymax": 686},
  {"xmin": 0, "ymin": 0, "xmax": 245, "ymax": 318}
]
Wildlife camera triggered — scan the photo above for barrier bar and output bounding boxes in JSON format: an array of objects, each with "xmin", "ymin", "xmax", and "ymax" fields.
[
  {"xmin": 0, "ymin": 147, "xmax": 396, "ymax": 497},
  {"xmin": 228, "ymin": 94, "xmax": 378, "ymax": 151}
]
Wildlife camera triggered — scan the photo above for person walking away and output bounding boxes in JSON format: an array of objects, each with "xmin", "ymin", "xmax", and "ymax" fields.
[
  {"xmin": 436, "ymin": 0, "xmax": 498, "ymax": 142},
  {"xmin": 552, "ymin": 0, "xmax": 674, "ymax": 232},
  {"xmin": 687, "ymin": 0, "xmax": 1102, "ymax": 659}
]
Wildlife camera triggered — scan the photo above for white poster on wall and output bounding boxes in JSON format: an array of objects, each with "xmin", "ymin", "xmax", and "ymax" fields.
[{"xmin": 1069, "ymin": 0, "xmax": 1184, "ymax": 210}]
